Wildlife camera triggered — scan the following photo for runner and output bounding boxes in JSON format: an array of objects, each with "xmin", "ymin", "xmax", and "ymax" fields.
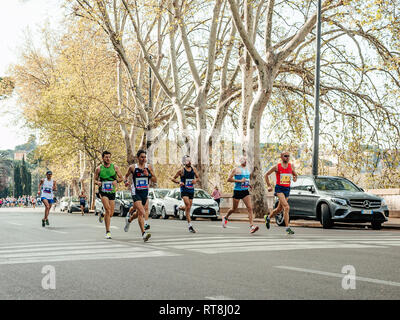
[
  {"xmin": 94, "ymin": 151, "xmax": 124, "ymax": 239},
  {"xmin": 171, "ymin": 155, "xmax": 200, "ymax": 233},
  {"xmin": 264, "ymin": 151, "xmax": 297, "ymax": 235},
  {"xmin": 123, "ymin": 150, "xmax": 156, "ymax": 242},
  {"xmin": 37, "ymin": 171, "xmax": 57, "ymax": 227},
  {"xmin": 221, "ymin": 156, "xmax": 259, "ymax": 234},
  {"xmin": 79, "ymin": 190, "xmax": 87, "ymax": 216},
  {"xmin": 31, "ymin": 196, "xmax": 36, "ymax": 209}
]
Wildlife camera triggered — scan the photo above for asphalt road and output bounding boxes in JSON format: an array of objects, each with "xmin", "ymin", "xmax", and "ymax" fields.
[{"xmin": 0, "ymin": 207, "xmax": 399, "ymax": 300}]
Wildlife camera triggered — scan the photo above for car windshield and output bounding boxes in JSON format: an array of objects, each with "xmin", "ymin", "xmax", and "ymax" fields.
[
  {"xmin": 122, "ymin": 191, "xmax": 132, "ymax": 200},
  {"xmin": 315, "ymin": 177, "xmax": 361, "ymax": 192},
  {"xmin": 194, "ymin": 190, "xmax": 212, "ymax": 199},
  {"xmin": 71, "ymin": 197, "xmax": 79, "ymax": 202},
  {"xmin": 154, "ymin": 189, "xmax": 169, "ymax": 199}
]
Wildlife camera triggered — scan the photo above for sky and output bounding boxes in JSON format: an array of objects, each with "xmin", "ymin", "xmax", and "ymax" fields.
[{"xmin": 0, "ymin": 0, "xmax": 64, "ymax": 150}]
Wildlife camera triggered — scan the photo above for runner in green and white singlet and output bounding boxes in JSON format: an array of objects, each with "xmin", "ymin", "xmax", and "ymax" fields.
[{"xmin": 94, "ymin": 151, "xmax": 124, "ymax": 239}]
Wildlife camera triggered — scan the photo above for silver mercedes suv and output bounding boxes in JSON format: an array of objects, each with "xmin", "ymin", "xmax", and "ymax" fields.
[{"xmin": 274, "ymin": 175, "xmax": 389, "ymax": 230}]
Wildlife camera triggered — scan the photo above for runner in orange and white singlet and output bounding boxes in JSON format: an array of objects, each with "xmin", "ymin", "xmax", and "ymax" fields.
[{"xmin": 264, "ymin": 152, "xmax": 297, "ymax": 235}]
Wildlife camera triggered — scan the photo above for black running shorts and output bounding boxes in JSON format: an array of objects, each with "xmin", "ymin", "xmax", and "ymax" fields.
[
  {"xmin": 233, "ymin": 190, "xmax": 250, "ymax": 200},
  {"xmin": 99, "ymin": 191, "xmax": 116, "ymax": 201}
]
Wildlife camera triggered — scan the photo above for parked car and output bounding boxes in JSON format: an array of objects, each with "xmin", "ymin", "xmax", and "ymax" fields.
[
  {"xmin": 159, "ymin": 188, "xmax": 219, "ymax": 221},
  {"xmin": 94, "ymin": 197, "xmax": 104, "ymax": 216},
  {"xmin": 59, "ymin": 196, "xmax": 70, "ymax": 212},
  {"xmin": 114, "ymin": 190, "xmax": 134, "ymax": 217},
  {"xmin": 67, "ymin": 196, "xmax": 89, "ymax": 213},
  {"xmin": 149, "ymin": 188, "xmax": 171, "ymax": 219},
  {"xmin": 273, "ymin": 175, "xmax": 389, "ymax": 230}
]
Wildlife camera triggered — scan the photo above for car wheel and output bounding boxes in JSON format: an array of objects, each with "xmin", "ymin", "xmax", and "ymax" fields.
[
  {"xmin": 371, "ymin": 221, "xmax": 382, "ymax": 230},
  {"xmin": 150, "ymin": 207, "xmax": 158, "ymax": 219},
  {"xmin": 68, "ymin": 207, "xmax": 72, "ymax": 214},
  {"xmin": 179, "ymin": 209, "xmax": 186, "ymax": 220},
  {"xmin": 121, "ymin": 206, "xmax": 128, "ymax": 217},
  {"xmin": 275, "ymin": 212, "xmax": 286, "ymax": 226},
  {"xmin": 321, "ymin": 203, "xmax": 334, "ymax": 229},
  {"xmin": 161, "ymin": 207, "xmax": 168, "ymax": 219}
]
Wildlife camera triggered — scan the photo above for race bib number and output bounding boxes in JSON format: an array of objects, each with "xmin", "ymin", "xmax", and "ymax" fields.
[
  {"xmin": 102, "ymin": 181, "xmax": 114, "ymax": 193},
  {"xmin": 136, "ymin": 177, "xmax": 149, "ymax": 190},
  {"xmin": 280, "ymin": 174, "xmax": 292, "ymax": 185},
  {"xmin": 185, "ymin": 179, "xmax": 194, "ymax": 189},
  {"xmin": 43, "ymin": 187, "xmax": 52, "ymax": 194},
  {"xmin": 241, "ymin": 179, "xmax": 250, "ymax": 189}
]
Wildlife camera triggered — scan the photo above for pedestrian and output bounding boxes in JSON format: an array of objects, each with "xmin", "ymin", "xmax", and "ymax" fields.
[
  {"xmin": 264, "ymin": 152, "xmax": 298, "ymax": 235},
  {"xmin": 123, "ymin": 149, "xmax": 157, "ymax": 242},
  {"xmin": 222, "ymin": 156, "xmax": 259, "ymax": 234},
  {"xmin": 211, "ymin": 186, "xmax": 222, "ymax": 208},
  {"xmin": 94, "ymin": 151, "xmax": 124, "ymax": 239},
  {"xmin": 171, "ymin": 155, "xmax": 200, "ymax": 233},
  {"xmin": 38, "ymin": 171, "xmax": 57, "ymax": 227},
  {"xmin": 79, "ymin": 190, "xmax": 87, "ymax": 216}
]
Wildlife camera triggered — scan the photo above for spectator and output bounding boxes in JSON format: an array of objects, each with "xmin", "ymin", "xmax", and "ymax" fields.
[{"xmin": 211, "ymin": 186, "xmax": 222, "ymax": 208}]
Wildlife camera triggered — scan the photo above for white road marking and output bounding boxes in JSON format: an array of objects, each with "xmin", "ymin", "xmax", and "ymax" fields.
[
  {"xmin": 0, "ymin": 244, "xmax": 128, "ymax": 254},
  {"xmin": 207, "ymin": 225, "xmax": 240, "ymax": 229},
  {"xmin": 0, "ymin": 250, "xmax": 180, "ymax": 265},
  {"xmin": 275, "ymin": 266, "xmax": 400, "ymax": 287},
  {"xmin": 205, "ymin": 296, "xmax": 234, "ymax": 300},
  {"xmin": 7, "ymin": 222, "xmax": 23, "ymax": 226},
  {"xmin": 46, "ymin": 230, "xmax": 68, "ymax": 234},
  {"xmin": 190, "ymin": 243, "xmax": 383, "ymax": 254}
]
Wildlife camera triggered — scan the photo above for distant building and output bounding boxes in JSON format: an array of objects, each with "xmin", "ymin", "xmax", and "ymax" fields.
[{"xmin": 14, "ymin": 151, "xmax": 27, "ymax": 161}]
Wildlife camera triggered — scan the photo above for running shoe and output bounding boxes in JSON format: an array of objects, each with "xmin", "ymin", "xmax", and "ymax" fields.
[
  {"xmin": 142, "ymin": 232, "xmax": 151, "ymax": 242},
  {"xmin": 286, "ymin": 227, "xmax": 295, "ymax": 235},
  {"xmin": 124, "ymin": 219, "xmax": 131, "ymax": 232},
  {"xmin": 264, "ymin": 215, "xmax": 271, "ymax": 229},
  {"xmin": 45, "ymin": 219, "xmax": 49, "ymax": 226},
  {"xmin": 189, "ymin": 226, "xmax": 196, "ymax": 233},
  {"xmin": 42, "ymin": 219, "xmax": 45, "ymax": 227},
  {"xmin": 144, "ymin": 224, "xmax": 150, "ymax": 231},
  {"xmin": 250, "ymin": 225, "xmax": 259, "ymax": 234},
  {"xmin": 222, "ymin": 216, "xmax": 228, "ymax": 228},
  {"xmin": 99, "ymin": 213, "xmax": 104, "ymax": 223},
  {"xmin": 105, "ymin": 232, "xmax": 112, "ymax": 239}
]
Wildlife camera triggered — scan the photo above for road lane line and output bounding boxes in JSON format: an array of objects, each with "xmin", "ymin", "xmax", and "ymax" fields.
[
  {"xmin": 0, "ymin": 244, "xmax": 128, "ymax": 254},
  {"xmin": 205, "ymin": 296, "xmax": 234, "ymax": 300},
  {"xmin": 168, "ymin": 240, "xmax": 337, "ymax": 249},
  {"xmin": 190, "ymin": 243, "xmax": 384, "ymax": 254},
  {"xmin": 0, "ymin": 247, "xmax": 149, "ymax": 259},
  {"xmin": 7, "ymin": 222, "xmax": 23, "ymax": 226},
  {"xmin": 275, "ymin": 266, "xmax": 400, "ymax": 288},
  {"xmin": 0, "ymin": 250, "xmax": 180, "ymax": 265}
]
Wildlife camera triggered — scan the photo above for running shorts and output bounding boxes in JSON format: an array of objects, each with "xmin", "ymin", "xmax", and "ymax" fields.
[
  {"xmin": 41, "ymin": 197, "xmax": 54, "ymax": 204},
  {"xmin": 181, "ymin": 191, "xmax": 194, "ymax": 200},
  {"xmin": 274, "ymin": 185, "xmax": 291, "ymax": 198},
  {"xmin": 99, "ymin": 191, "xmax": 116, "ymax": 201},
  {"xmin": 132, "ymin": 192, "xmax": 148, "ymax": 206},
  {"xmin": 233, "ymin": 190, "xmax": 250, "ymax": 200}
]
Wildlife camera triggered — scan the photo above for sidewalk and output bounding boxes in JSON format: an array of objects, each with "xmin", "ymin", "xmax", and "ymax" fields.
[{"xmin": 220, "ymin": 213, "xmax": 400, "ymax": 229}]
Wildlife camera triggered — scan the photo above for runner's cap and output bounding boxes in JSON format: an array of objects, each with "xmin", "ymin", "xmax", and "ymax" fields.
[{"xmin": 46, "ymin": 170, "xmax": 53, "ymax": 175}]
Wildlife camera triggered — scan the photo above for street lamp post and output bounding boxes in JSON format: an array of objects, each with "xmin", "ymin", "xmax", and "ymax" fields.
[{"xmin": 312, "ymin": 0, "xmax": 322, "ymax": 176}]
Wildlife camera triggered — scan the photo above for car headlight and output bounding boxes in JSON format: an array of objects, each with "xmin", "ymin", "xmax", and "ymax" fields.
[
  {"xmin": 331, "ymin": 198, "xmax": 348, "ymax": 206},
  {"xmin": 381, "ymin": 199, "xmax": 387, "ymax": 206}
]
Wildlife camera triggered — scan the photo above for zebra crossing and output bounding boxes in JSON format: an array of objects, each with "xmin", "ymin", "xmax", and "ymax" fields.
[
  {"xmin": 1, "ymin": 234, "xmax": 399, "ymax": 265},
  {"xmin": 0, "ymin": 239, "xmax": 179, "ymax": 265},
  {"xmin": 136, "ymin": 234, "xmax": 400, "ymax": 255}
]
